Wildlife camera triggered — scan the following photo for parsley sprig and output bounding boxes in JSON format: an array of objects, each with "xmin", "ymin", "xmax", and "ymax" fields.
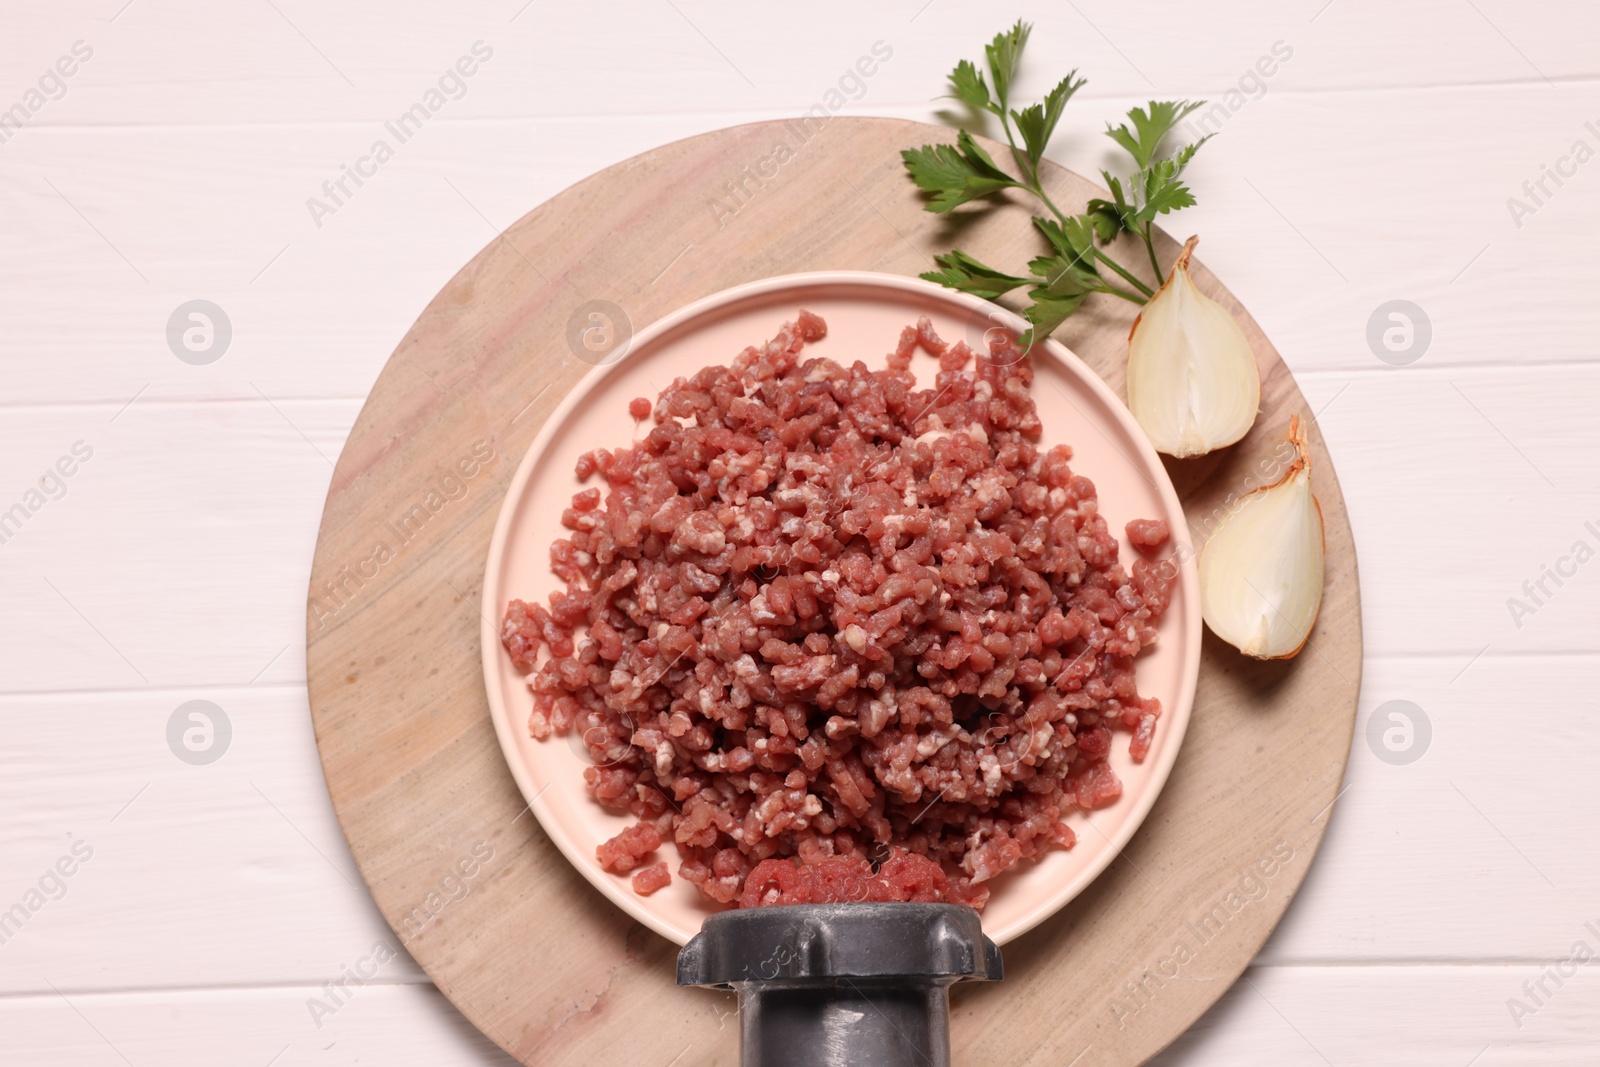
[{"xmin": 901, "ymin": 21, "xmax": 1212, "ymax": 343}]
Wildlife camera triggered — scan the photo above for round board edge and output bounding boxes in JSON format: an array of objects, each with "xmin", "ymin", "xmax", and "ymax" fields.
[{"xmin": 305, "ymin": 115, "xmax": 1362, "ymax": 1066}]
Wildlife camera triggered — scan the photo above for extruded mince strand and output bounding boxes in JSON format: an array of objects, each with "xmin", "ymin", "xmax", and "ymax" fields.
[{"xmin": 501, "ymin": 311, "xmax": 1175, "ymax": 908}]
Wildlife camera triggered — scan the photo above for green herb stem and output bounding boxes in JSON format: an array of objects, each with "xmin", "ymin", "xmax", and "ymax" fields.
[
  {"xmin": 1090, "ymin": 247, "xmax": 1154, "ymax": 299},
  {"xmin": 1140, "ymin": 225, "xmax": 1164, "ymax": 285},
  {"xmin": 999, "ymin": 109, "xmax": 1155, "ymax": 303},
  {"xmin": 1029, "ymin": 182, "xmax": 1071, "ymax": 228},
  {"xmin": 997, "ymin": 118, "xmax": 1155, "ymax": 303},
  {"xmin": 998, "ymin": 111, "xmax": 1039, "ymax": 188},
  {"xmin": 1096, "ymin": 282, "xmax": 1148, "ymax": 306}
]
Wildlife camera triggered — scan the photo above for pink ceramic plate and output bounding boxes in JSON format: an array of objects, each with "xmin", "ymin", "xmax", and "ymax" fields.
[{"xmin": 481, "ymin": 271, "xmax": 1201, "ymax": 946}]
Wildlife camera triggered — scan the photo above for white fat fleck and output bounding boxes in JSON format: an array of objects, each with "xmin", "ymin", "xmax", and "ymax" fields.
[
  {"xmin": 979, "ymin": 752, "xmax": 1002, "ymax": 792},
  {"xmin": 974, "ymin": 481, "xmax": 1005, "ymax": 505},
  {"xmin": 916, "ymin": 727, "xmax": 956, "ymax": 759}
]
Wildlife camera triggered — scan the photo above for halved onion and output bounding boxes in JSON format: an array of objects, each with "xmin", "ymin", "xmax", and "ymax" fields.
[
  {"xmin": 1198, "ymin": 417, "xmax": 1325, "ymax": 659},
  {"xmin": 1127, "ymin": 236, "xmax": 1261, "ymax": 457}
]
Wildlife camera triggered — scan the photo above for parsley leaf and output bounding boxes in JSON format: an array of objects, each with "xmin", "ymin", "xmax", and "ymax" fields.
[
  {"xmin": 953, "ymin": 129, "xmax": 1013, "ymax": 181},
  {"xmin": 1104, "ymin": 100, "xmax": 1206, "ymax": 170},
  {"xmin": 1169, "ymin": 137, "xmax": 1209, "ymax": 173},
  {"xmin": 1033, "ymin": 215, "xmax": 1101, "ymax": 271},
  {"xmin": 1117, "ymin": 133, "xmax": 1212, "ymax": 230},
  {"xmin": 1011, "ymin": 72, "xmax": 1085, "ymax": 165},
  {"xmin": 905, "ymin": 25, "xmax": 1214, "ymax": 343},
  {"xmin": 1085, "ymin": 199, "xmax": 1123, "ymax": 242},
  {"xmin": 1094, "ymin": 127, "xmax": 1211, "ymax": 232},
  {"xmin": 1086, "ymin": 173, "xmax": 1133, "ymax": 239},
  {"xmin": 946, "ymin": 59, "xmax": 992, "ymax": 113},
  {"xmin": 1023, "ymin": 290, "xmax": 1089, "ymax": 341},
  {"xmin": 984, "ymin": 21, "xmax": 1030, "ymax": 112},
  {"xmin": 1026, "ymin": 223, "xmax": 1104, "ymax": 337},
  {"xmin": 1136, "ymin": 159, "xmax": 1198, "ymax": 223},
  {"xmin": 921, "ymin": 251, "xmax": 1030, "ymax": 299},
  {"xmin": 900, "ymin": 129, "xmax": 1020, "ymax": 213}
]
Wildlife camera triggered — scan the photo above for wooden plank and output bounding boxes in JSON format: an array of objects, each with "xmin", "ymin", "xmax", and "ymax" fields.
[
  {"xmin": 1, "ymin": 81, "xmax": 1598, "ymax": 408},
  {"xmin": 1151, "ymin": 963, "xmax": 1600, "ymax": 1066},
  {"xmin": 0, "ymin": 401, "xmax": 357, "ymax": 693},
  {"xmin": 2, "ymin": 964, "xmax": 1595, "ymax": 1066},
  {"xmin": 1293, "ymin": 365, "xmax": 1600, "ymax": 657},
  {"xmin": 0, "ymin": 983, "xmax": 516, "ymax": 1067},
  {"xmin": 6, "ymin": 0, "xmax": 1597, "ymax": 131},
  {"xmin": 0, "ymin": 362, "xmax": 1590, "ymax": 701},
  {"xmin": 0, "ymin": 651, "xmax": 1594, "ymax": 996},
  {"xmin": 1257, "ymin": 652, "xmax": 1600, "ymax": 964},
  {"xmin": 0, "ymin": 686, "xmax": 427, "ymax": 994}
]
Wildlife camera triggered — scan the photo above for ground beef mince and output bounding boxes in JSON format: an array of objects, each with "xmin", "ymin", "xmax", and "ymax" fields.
[
  {"xmin": 739, "ymin": 848, "xmax": 959, "ymax": 907},
  {"xmin": 595, "ymin": 820, "xmax": 661, "ymax": 874},
  {"xmin": 502, "ymin": 311, "xmax": 1176, "ymax": 909},
  {"xmin": 630, "ymin": 861, "xmax": 672, "ymax": 896},
  {"xmin": 1125, "ymin": 518, "xmax": 1171, "ymax": 552}
]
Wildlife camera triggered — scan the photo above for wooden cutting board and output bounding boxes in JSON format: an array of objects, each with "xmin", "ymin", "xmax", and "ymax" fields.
[{"xmin": 306, "ymin": 116, "xmax": 1361, "ymax": 1066}]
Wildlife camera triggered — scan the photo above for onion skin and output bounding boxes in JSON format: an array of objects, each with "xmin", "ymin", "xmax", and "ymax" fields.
[
  {"xmin": 1198, "ymin": 417, "xmax": 1326, "ymax": 660},
  {"xmin": 1126, "ymin": 236, "xmax": 1262, "ymax": 458}
]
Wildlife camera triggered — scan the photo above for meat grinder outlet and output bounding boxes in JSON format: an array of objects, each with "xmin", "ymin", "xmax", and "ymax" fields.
[{"xmin": 677, "ymin": 902, "xmax": 1003, "ymax": 1067}]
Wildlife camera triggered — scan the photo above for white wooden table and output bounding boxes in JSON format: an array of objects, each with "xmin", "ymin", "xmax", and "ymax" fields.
[{"xmin": 2, "ymin": 2, "xmax": 1596, "ymax": 1063}]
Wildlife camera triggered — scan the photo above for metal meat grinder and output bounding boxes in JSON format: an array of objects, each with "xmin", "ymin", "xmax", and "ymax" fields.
[{"xmin": 677, "ymin": 902, "xmax": 1003, "ymax": 1067}]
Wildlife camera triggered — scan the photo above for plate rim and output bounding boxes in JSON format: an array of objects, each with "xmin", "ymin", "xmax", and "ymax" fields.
[{"xmin": 479, "ymin": 268, "xmax": 1202, "ymax": 946}]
